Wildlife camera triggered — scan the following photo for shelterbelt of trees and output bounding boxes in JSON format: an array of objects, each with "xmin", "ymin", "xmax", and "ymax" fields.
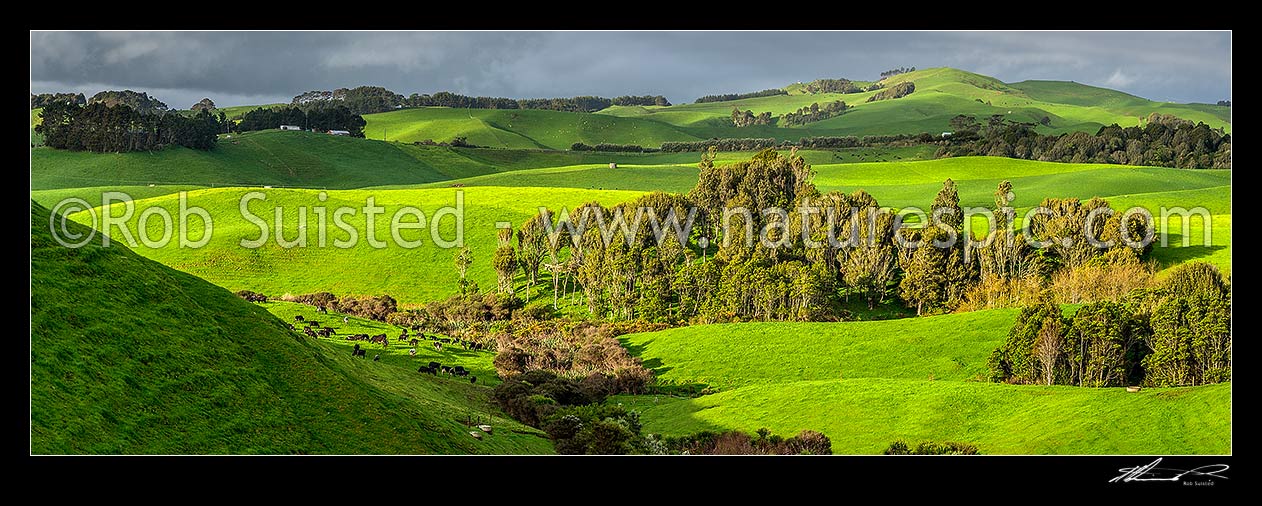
[
  {"xmin": 35, "ymin": 101, "xmax": 224, "ymax": 152},
  {"xmin": 290, "ymin": 85, "xmax": 670, "ymax": 114},
  {"xmin": 659, "ymin": 115, "xmax": 1230, "ymax": 169}
]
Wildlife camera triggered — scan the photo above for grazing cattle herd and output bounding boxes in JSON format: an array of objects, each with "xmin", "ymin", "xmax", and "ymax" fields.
[{"xmin": 290, "ymin": 312, "xmax": 486, "ymax": 386}]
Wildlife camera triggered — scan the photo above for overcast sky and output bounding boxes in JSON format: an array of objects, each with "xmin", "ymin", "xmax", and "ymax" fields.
[{"xmin": 30, "ymin": 31, "xmax": 1232, "ymax": 109}]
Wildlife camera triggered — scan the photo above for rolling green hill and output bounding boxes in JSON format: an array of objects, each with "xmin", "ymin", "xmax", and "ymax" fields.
[
  {"xmin": 352, "ymin": 68, "xmax": 1227, "ymax": 150},
  {"xmin": 31, "ymin": 201, "xmax": 550, "ymax": 454},
  {"xmin": 30, "ymin": 130, "xmax": 740, "ymax": 203},
  {"xmin": 362, "ymin": 107, "xmax": 700, "ymax": 149},
  {"xmin": 67, "ymin": 186, "xmax": 644, "ymax": 304},
  {"xmin": 614, "ymin": 309, "xmax": 1231, "ymax": 454},
  {"xmin": 609, "ymin": 67, "xmax": 1229, "ymax": 137}
]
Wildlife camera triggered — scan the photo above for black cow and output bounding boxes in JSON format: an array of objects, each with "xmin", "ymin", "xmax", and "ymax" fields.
[
  {"xmin": 354, "ymin": 348, "xmax": 367, "ymax": 358},
  {"xmin": 352, "ymin": 343, "xmax": 361, "ymax": 356},
  {"xmin": 294, "ymin": 315, "xmax": 304, "ymax": 322},
  {"xmin": 429, "ymin": 362, "xmax": 440, "ymax": 370},
  {"xmin": 373, "ymin": 354, "xmax": 380, "ymax": 362},
  {"xmin": 469, "ymin": 376, "xmax": 477, "ymax": 384}
]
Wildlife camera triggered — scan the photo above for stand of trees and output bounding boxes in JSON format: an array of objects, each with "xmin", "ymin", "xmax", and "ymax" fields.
[
  {"xmin": 472, "ymin": 148, "xmax": 1172, "ymax": 327},
  {"xmin": 940, "ymin": 114, "xmax": 1231, "ymax": 169},
  {"xmin": 36, "ymin": 101, "xmax": 222, "ymax": 152},
  {"xmin": 803, "ymin": 78, "xmax": 862, "ymax": 94},
  {"xmin": 89, "ymin": 90, "xmax": 168, "ymax": 113},
  {"xmin": 731, "ymin": 107, "xmax": 773, "ymax": 127},
  {"xmin": 190, "ymin": 98, "xmax": 216, "ymax": 111},
  {"xmin": 235, "ymin": 105, "xmax": 366, "ymax": 137},
  {"xmin": 781, "ymin": 100, "xmax": 850, "ymax": 126},
  {"xmin": 866, "ymin": 82, "xmax": 916, "ymax": 102},
  {"xmin": 880, "ymin": 67, "xmax": 916, "ymax": 79},
  {"xmin": 292, "ymin": 86, "xmax": 406, "ymax": 115},
  {"xmin": 404, "ymin": 92, "xmax": 613, "ymax": 113},
  {"xmin": 570, "ymin": 142, "xmax": 658, "ymax": 153},
  {"xmin": 988, "ymin": 262, "xmax": 1230, "ymax": 388},
  {"xmin": 31, "ymin": 92, "xmax": 85, "ymax": 109},
  {"xmin": 612, "ymin": 95, "xmax": 671, "ymax": 107},
  {"xmin": 695, "ymin": 88, "xmax": 787, "ymax": 103}
]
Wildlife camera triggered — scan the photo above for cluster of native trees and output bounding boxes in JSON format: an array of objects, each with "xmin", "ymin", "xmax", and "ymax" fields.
[
  {"xmin": 866, "ymin": 82, "xmax": 916, "ymax": 102},
  {"xmin": 85, "ymin": 90, "xmax": 169, "ymax": 113},
  {"xmin": 989, "ymin": 261, "xmax": 1229, "ymax": 388},
  {"xmin": 35, "ymin": 101, "xmax": 223, "ymax": 152},
  {"xmin": 730, "ymin": 107, "xmax": 774, "ymax": 127},
  {"xmin": 234, "ymin": 105, "xmax": 367, "ymax": 137},
  {"xmin": 939, "ymin": 114, "xmax": 1232, "ymax": 169},
  {"xmin": 474, "ymin": 149, "xmax": 1166, "ymax": 325},
  {"xmin": 802, "ymin": 78, "xmax": 863, "ymax": 94},
  {"xmin": 781, "ymin": 100, "xmax": 850, "ymax": 126},
  {"xmin": 30, "ymin": 92, "xmax": 86, "ymax": 108}
]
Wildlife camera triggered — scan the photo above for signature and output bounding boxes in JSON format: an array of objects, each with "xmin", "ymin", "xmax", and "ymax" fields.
[{"xmin": 1110, "ymin": 458, "xmax": 1229, "ymax": 483}]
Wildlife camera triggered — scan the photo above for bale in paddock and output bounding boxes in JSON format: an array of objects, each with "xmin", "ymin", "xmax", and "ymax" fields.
[
  {"xmin": 469, "ymin": 431, "xmax": 482, "ymax": 440},
  {"xmin": 477, "ymin": 424, "xmax": 492, "ymax": 434}
]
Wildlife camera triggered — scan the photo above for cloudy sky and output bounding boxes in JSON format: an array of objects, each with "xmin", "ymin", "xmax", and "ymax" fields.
[{"xmin": 30, "ymin": 31, "xmax": 1231, "ymax": 109}]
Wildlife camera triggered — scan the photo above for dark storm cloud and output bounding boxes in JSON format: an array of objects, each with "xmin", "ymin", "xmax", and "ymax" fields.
[{"xmin": 30, "ymin": 31, "xmax": 1231, "ymax": 109}]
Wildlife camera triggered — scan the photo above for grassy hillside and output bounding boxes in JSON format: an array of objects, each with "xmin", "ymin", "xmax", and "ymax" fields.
[
  {"xmin": 359, "ymin": 68, "xmax": 1229, "ymax": 150},
  {"xmin": 32, "ymin": 201, "xmax": 550, "ymax": 454},
  {"xmin": 363, "ymin": 107, "xmax": 699, "ymax": 149},
  {"xmin": 68, "ymin": 186, "xmax": 644, "ymax": 304},
  {"xmin": 31, "ymin": 131, "xmax": 770, "ymax": 200},
  {"xmin": 618, "ymin": 379, "xmax": 1230, "ymax": 454},
  {"xmin": 614, "ymin": 308, "xmax": 1230, "ymax": 454},
  {"xmin": 623, "ymin": 310, "xmax": 1018, "ymax": 389}
]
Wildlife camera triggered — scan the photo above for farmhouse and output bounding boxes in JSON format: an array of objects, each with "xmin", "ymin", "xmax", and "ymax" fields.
[
  {"xmin": 328, "ymin": 130, "xmax": 351, "ymax": 136},
  {"xmin": 279, "ymin": 125, "xmax": 301, "ymax": 131}
]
